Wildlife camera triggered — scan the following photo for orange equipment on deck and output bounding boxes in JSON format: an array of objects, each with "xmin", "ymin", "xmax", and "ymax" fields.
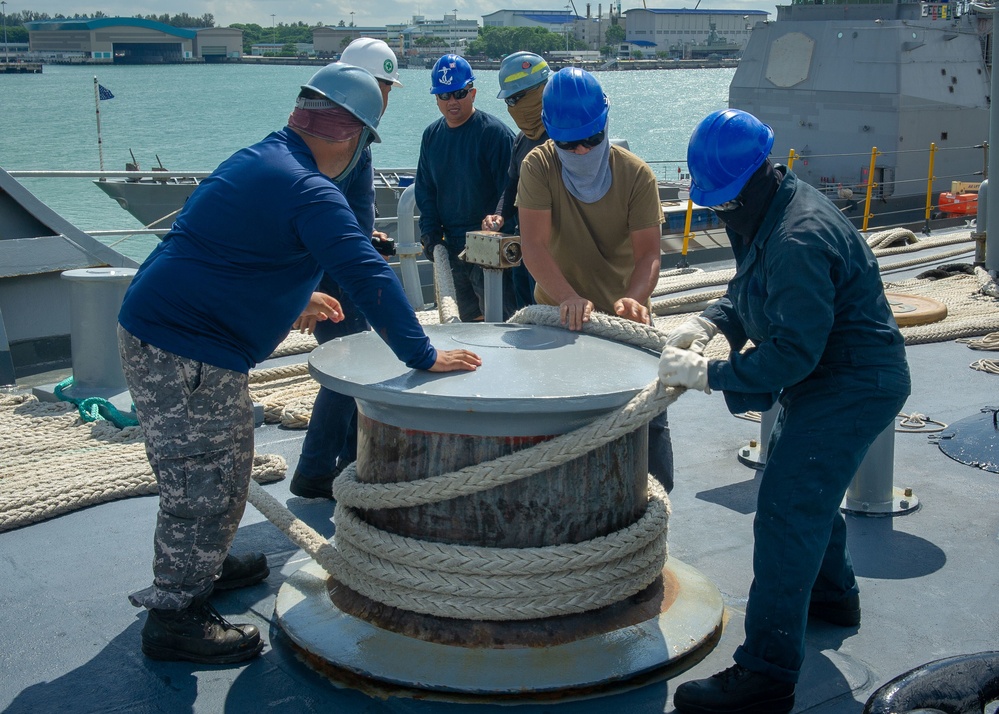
[{"xmin": 938, "ymin": 181, "xmax": 980, "ymax": 217}]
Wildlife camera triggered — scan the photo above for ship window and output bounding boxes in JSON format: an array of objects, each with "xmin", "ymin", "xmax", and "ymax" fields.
[
  {"xmin": 941, "ymin": 68, "xmax": 947, "ymax": 75},
  {"xmin": 941, "ymin": 132, "xmax": 948, "ymax": 140},
  {"xmin": 837, "ymin": 31, "xmax": 843, "ymax": 38},
  {"xmin": 949, "ymin": 86, "xmax": 954, "ymax": 93}
]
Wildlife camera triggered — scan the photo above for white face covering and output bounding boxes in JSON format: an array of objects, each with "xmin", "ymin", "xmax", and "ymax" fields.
[{"xmin": 554, "ymin": 123, "xmax": 612, "ymax": 203}]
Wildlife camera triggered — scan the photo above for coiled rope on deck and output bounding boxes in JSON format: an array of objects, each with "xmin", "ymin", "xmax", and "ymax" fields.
[{"xmin": 247, "ymin": 306, "xmax": 679, "ymax": 621}]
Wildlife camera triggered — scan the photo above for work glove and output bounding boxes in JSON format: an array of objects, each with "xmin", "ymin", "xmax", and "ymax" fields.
[
  {"xmin": 420, "ymin": 234, "xmax": 445, "ymax": 262},
  {"xmin": 658, "ymin": 345, "xmax": 711, "ymax": 393},
  {"xmin": 665, "ymin": 315, "xmax": 718, "ymax": 355}
]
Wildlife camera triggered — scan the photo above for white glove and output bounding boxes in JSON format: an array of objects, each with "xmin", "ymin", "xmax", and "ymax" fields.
[
  {"xmin": 665, "ymin": 315, "xmax": 718, "ymax": 355},
  {"xmin": 658, "ymin": 345, "xmax": 711, "ymax": 393}
]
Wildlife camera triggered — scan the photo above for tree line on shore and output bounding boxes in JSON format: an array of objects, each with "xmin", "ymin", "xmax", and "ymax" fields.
[{"xmin": 3, "ymin": 10, "xmax": 637, "ymax": 59}]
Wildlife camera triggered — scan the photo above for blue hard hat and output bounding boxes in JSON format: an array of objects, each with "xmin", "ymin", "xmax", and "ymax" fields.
[
  {"xmin": 541, "ymin": 68, "xmax": 609, "ymax": 142},
  {"xmin": 431, "ymin": 54, "xmax": 475, "ymax": 95},
  {"xmin": 497, "ymin": 52, "xmax": 551, "ymax": 99},
  {"xmin": 687, "ymin": 109, "xmax": 774, "ymax": 206}
]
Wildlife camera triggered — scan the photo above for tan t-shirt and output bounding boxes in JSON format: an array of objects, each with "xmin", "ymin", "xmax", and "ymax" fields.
[{"xmin": 516, "ymin": 142, "xmax": 664, "ymax": 315}]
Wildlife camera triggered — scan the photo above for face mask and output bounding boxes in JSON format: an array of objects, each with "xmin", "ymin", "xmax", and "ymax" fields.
[
  {"xmin": 508, "ymin": 86, "xmax": 546, "ymax": 140},
  {"xmin": 713, "ymin": 159, "xmax": 781, "ymax": 240},
  {"xmin": 553, "ymin": 124, "xmax": 612, "ymax": 203}
]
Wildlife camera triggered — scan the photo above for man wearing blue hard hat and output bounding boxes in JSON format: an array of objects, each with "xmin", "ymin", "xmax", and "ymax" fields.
[
  {"xmin": 117, "ymin": 62, "xmax": 481, "ymax": 666},
  {"xmin": 416, "ymin": 53, "xmax": 515, "ymax": 321},
  {"xmin": 481, "ymin": 51, "xmax": 552, "ymax": 309},
  {"xmin": 516, "ymin": 67, "xmax": 673, "ymax": 492},
  {"xmin": 661, "ymin": 108, "xmax": 910, "ymax": 713}
]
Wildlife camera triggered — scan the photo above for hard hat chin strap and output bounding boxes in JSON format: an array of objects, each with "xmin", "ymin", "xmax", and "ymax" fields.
[{"xmin": 333, "ymin": 128, "xmax": 373, "ymax": 183}]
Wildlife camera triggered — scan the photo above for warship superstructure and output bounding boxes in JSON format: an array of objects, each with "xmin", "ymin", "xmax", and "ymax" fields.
[{"xmin": 730, "ymin": 0, "xmax": 991, "ymax": 224}]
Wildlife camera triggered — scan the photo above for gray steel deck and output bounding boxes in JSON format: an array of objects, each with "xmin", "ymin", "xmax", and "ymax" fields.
[{"xmin": 1, "ymin": 235, "xmax": 996, "ymax": 713}]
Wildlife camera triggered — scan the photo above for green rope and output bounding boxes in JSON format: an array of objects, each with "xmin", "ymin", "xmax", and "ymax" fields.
[{"xmin": 54, "ymin": 376, "xmax": 139, "ymax": 429}]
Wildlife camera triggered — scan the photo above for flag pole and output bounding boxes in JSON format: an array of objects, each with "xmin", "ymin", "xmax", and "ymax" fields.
[{"xmin": 93, "ymin": 76, "xmax": 105, "ymax": 171}]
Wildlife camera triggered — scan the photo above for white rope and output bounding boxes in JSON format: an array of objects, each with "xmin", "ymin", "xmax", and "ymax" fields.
[
  {"xmin": 247, "ymin": 308, "xmax": 679, "ymax": 621},
  {"xmin": 0, "ymin": 391, "xmax": 286, "ymax": 533},
  {"xmin": 431, "ymin": 244, "xmax": 461, "ymax": 324}
]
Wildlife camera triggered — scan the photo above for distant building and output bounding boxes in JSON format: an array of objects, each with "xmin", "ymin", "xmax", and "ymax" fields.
[
  {"xmin": 313, "ymin": 26, "xmax": 388, "ymax": 58},
  {"xmin": 623, "ymin": 9, "xmax": 768, "ymax": 59},
  {"xmin": 386, "ymin": 14, "xmax": 479, "ymax": 57},
  {"xmin": 250, "ymin": 42, "xmax": 314, "ymax": 56},
  {"xmin": 23, "ymin": 18, "xmax": 241, "ymax": 62},
  {"xmin": 482, "ymin": 7, "xmax": 621, "ymax": 52}
]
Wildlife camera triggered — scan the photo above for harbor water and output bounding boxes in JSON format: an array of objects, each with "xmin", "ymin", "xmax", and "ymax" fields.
[{"xmin": 0, "ymin": 63, "xmax": 732, "ymax": 262}]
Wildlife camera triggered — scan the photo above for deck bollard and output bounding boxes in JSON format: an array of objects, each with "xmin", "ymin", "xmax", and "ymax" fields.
[
  {"xmin": 737, "ymin": 405, "xmax": 780, "ymax": 469},
  {"xmin": 275, "ymin": 322, "xmax": 724, "ymax": 695},
  {"xmin": 842, "ymin": 420, "xmax": 919, "ymax": 516},
  {"xmin": 59, "ymin": 267, "xmax": 136, "ymax": 398}
]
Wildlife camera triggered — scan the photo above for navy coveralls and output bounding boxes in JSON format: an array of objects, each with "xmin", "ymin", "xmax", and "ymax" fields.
[{"xmin": 702, "ymin": 169, "xmax": 911, "ymax": 682}]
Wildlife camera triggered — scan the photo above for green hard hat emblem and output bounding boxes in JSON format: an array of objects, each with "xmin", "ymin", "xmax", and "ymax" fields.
[{"xmin": 384, "ymin": 59, "xmax": 394, "ymax": 73}]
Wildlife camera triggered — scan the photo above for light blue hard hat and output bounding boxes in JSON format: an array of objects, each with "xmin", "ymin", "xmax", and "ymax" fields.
[
  {"xmin": 687, "ymin": 109, "xmax": 774, "ymax": 206},
  {"xmin": 541, "ymin": 68, "xmax": 609, "ymax": 142},
  {"xmin": 497, "ymin": 52, "xmax": 551, "ymax": 99},
  {"xmin": 430, "ymin": 54, "xmax": 475, "ymax": 94},
  {"xmin": 301, "ymin": 62, "xmax": 383, "ymax": 144}
]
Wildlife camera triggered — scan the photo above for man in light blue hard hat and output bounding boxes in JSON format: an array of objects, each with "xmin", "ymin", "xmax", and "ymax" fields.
[
  {"xmin": 481, "ymin": 51, "xmax": 552, "ymax": 309},
  {"xmin": 416, "ymin": 53, "xmax": 515, "ymax": 321},
  {"xmin": 517, "ymin": 67, "xmax": 673, "ymax": 492},
  {"xmin": 117, "ymin": 62, "xmax": 481, "ymax": 666}
]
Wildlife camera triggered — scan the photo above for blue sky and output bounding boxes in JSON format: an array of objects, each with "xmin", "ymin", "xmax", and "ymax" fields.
[{"xmin": 14, "ymin": 1, "xmax": 778, "ymax": 29}]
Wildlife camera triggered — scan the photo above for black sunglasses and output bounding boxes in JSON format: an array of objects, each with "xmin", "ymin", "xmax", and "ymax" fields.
[
  {"xmin": 709, "ymin": 197, "xmax": 743, "ymax": 212},
  {"xmin": 505, "ymin": 90, "xmax": 529, "ymax": 107},
  {"xmin": 554, "ymin": 130, "xmax": 606, "ymax": 151},
  {"xmin": 437, "ymin": 87, "xmax": 471, "ymax": 101}
]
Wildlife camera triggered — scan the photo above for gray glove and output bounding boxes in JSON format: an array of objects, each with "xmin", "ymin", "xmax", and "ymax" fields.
[{"xmin": 665, "ymin": 315, "xmax": 718, "ymax": 355}]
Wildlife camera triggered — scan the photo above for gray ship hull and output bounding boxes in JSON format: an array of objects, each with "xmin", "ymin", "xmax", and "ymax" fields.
[{"xmin": 730, "ymin": 1, "xmax": 990, "ymax": 227}]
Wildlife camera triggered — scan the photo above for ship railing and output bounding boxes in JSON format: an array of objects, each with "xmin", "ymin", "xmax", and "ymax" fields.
[
  {"xmin": 785, "ymin": 141, "xmax": 985, "ymax": 232},
  {"xmin": 7, "ymin": 170, "xmax": 211, "ymax": 180}
]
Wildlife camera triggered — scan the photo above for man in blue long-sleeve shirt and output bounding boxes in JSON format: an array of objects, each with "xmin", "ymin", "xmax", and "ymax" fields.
[
  {"xmin": 292, "ymin": 39, "xmax": 405, "ymax": 500},
  {"xmin": 117, "ymin": 63, "xmax": 480, "ymax": 667},
  {"xmin": 416, "ymin": 54, "xmax": 514, "ymax": 321}
]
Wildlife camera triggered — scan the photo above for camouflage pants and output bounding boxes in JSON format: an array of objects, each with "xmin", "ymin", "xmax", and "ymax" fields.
[{"xmin": 118, "ymin": 325, "xmax": 254, "ymax": 611}]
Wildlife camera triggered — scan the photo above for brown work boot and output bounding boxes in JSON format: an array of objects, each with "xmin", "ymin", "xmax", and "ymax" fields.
[{"xmin": 141, "ymin": 597, "xmax": 263, "ymax": 664}]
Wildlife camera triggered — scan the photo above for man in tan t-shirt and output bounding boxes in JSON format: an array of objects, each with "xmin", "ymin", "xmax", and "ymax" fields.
[
  {"xmin": 516, "ymin": 67, "xmax": 672, "ymax": 492},
  {"xmin": 517, "ymin": 68, "xmax": 663, "ymax": 332}
]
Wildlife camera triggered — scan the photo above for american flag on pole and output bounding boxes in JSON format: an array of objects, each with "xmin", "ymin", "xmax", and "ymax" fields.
[{"xmin": 98, "ymin": 84, "xmax": 115, "ymax": 101}]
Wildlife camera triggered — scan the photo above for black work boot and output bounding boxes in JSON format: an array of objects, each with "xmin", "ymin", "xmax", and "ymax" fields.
[
  {"xmin": 214, "ymin": 552, "xmax": 269, "ymax": 591},
  {"xmin": 808, "ymin": 592, "xmax": 861, "ymax": 627},
  {"xmin": 289, "ymin": 466, "xmax": 341, "ymax": 500},
  {"xmin": 141, "ymin": 597, "xmax": 264, "ymax": 664},
  {"xmin": 673, "ymin": 664, "xmax": 795, "ymax": 714}
]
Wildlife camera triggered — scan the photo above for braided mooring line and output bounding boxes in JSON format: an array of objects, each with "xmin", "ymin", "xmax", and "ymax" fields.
[
  {"xmin": 866, "ymin": 227, "xmax": 918, "ymax": 250},
  {"xmin": 879, "ymin": 247, "xmax": 975, "ymax": 274},
  {"xmin": 431, "ymin": 244, "xmax": 461, "ymax": 324},
  {"xmin": 653, "ymin": 268, "xmax": 734, "ymax": 297},
  {"xmin": 267, "ymin": 331, "xmax": 318, "ymax": 358},
  {"xmin": 884, "ymin": 272, "xmax": 999, "ymax": 344},
  {"xmin": 248, "ymin": 308, "xmax": 678, "ymax": 620},
  {"xmin": 0, "ymin": 392, "xmax": 286, "ymax": 533}
]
